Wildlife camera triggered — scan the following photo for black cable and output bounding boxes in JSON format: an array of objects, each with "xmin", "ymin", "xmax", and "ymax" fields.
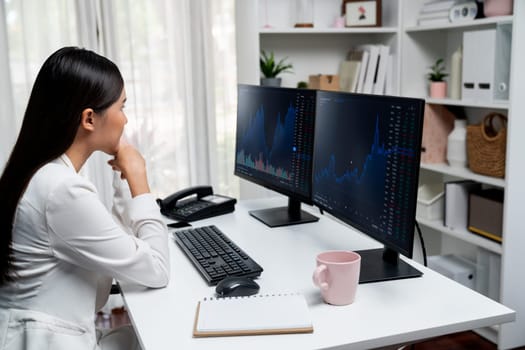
[
  {"xmin": 415, "ymin": 221, "xmax": 427, "ymax": 267},
  {"xmin": 110, "ymin": 283, "xmax": 121, "ymax": 294}
]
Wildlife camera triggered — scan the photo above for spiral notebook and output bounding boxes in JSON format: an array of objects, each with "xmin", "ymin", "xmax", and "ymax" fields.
[{"xmin": 193, "ymin": 293, "xmax": 313, "ymax": 337}]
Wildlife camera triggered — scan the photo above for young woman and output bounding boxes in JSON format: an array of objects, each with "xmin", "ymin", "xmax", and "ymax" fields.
[{"xmin": 0, "ymin": 47, "xmax": 169, "ymax": 349}]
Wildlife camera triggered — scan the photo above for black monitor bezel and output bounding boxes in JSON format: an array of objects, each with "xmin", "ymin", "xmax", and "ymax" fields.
[
  {"xmin": 311, "ymin": 91, "xmax": 425, "ymax": 259},
  {"xmin": 234, "ymin": 84, "xmax": 316, "ymax": 206}
]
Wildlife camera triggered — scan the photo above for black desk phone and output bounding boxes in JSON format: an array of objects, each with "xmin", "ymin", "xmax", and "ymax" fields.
[{"xmin": 156, "ymin": 186, "xmax": 236, "ymax": 222}]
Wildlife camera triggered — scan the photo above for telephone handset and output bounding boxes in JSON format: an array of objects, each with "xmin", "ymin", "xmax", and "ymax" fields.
[{"xmin": 157, "ymin": 185, "xmax": 236, "ymax": 222}]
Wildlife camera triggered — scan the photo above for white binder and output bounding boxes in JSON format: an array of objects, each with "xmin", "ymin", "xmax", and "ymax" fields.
[
  {"xmin": 493, "ymin": 23, "xmax": 512, "ymax": 101},
  {"xmin": 462, "ymin": 29, "xmax": 496, "ymax": 101},
  {"xmin": 373, "ymin": 45, "xmax": 390, "ymax": 95},
  {"xmin": 357, "ymin": 44, "xmax": 379, "ymax": 94}
]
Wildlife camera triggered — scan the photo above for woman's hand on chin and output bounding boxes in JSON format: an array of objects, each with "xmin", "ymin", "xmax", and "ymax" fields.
[{"xmin": 107, "ymin": 141, "xmax": 150, "ymax": 197}]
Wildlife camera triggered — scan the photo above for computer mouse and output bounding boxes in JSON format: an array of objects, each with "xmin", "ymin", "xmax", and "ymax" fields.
[{"xmin": 215, "ymin": 276, "xmax": 260, "ymax": 297}]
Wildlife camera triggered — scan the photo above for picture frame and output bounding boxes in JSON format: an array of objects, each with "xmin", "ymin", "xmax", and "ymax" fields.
[{"xmin": 342, "ymin": 0, "xmax": 382, "ymax": 27}]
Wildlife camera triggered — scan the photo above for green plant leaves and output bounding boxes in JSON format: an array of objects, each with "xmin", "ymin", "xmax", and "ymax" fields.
[
  {"xmin": 427, "ymin": 57, "xmax": 448, "ymax": 82},
  {"xmin": 260, "ymin": 50, "xmax": 293, "ymax": 78}
]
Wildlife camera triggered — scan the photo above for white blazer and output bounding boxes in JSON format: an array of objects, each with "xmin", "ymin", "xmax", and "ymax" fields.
[{"xmin": 0, "ymin": 155, "xmax": 170, "ymax": 349}]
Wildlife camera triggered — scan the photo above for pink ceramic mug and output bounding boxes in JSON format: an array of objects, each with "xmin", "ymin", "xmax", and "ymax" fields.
[{"xmin": 312, "ymin": 250, "xmax": 361, "ymax": 306}]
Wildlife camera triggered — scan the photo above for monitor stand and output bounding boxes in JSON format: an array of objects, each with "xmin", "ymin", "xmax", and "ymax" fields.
[
  {"xmin": 356, "ymin": 247, "xmax": 423, "ymax": 284},
  {"xmin": 249, "ymin": 198, "xmax": 319, "ymax": 228}
]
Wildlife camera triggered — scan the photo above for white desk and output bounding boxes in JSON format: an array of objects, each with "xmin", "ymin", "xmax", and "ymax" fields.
[{"xmin": 120, "ymin": 198, "xmax": 515, "ymax": 350}]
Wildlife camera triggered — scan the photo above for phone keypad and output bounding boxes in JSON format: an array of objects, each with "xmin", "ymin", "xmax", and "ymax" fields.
[{"xmin": 174, "ymin": 202, "xmax": 212, "ymax": 217}]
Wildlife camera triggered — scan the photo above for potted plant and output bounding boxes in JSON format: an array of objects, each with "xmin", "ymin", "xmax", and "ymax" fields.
[
  {"xmin": 297, "ymin": 81, "xmax": 308, "ymax": 89},
  {"xmin": 427, "ymin": 58, "xmax": 448, "ymax": 98},
  {"xmin": 260, "ymin": 50, "xmax": 293, "ymax": 87}
]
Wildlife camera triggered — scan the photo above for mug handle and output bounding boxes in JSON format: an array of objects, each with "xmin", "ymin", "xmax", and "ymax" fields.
[{"xmin": 312, "ymin": 264, "xmax": 329, "ymax": 291}]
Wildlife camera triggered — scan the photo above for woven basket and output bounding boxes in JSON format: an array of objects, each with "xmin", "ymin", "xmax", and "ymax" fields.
[{"xmin": 466, "ymin": 113, "xmax": 507, "ymax": 178}]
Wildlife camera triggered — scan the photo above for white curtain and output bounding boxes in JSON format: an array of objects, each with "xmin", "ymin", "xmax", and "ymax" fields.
[
  {"xmin": 0, "ymin": 1, "xmax": 15, "ymax": 168},
  {"xmin": 0, "ymin": 0, "xmax": 79, "ymax": 169},
  {"xmin": 0, "ymin": 0, "xmax": 238, "ymax": 200},
  {"xmin": 103, "ymin": 0, "xmax": 239, "ymax": 199}
]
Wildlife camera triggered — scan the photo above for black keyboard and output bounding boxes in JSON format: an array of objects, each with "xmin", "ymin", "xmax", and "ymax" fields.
[{"xmin": 173, "ymin": 225, "xmax": 263, "ymax": 285}]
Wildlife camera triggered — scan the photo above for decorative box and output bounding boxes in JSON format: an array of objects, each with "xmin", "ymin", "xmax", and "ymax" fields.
[
  {"xmin": 468, "ymin": 188, "xmax": 504, "ymax": 242},
  {"xmin": 417, "ymin": 183, "xmax": 444, "ymax": 220},
  {"xmin": 308, "ymin": 75, "xmax": 339, "ymax": 91}
]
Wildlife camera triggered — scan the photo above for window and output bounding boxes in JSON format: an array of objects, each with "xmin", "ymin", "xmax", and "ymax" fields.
[{"xmin": 1, "ymin": 0, "xmax": 238, "ymax": 198}]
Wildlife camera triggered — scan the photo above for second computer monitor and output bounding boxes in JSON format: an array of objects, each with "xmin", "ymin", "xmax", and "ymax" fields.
[
  {"xmin": 234, "ymin": 84, "xmax": 318, "ymax": 227},
  {"xmin": 312, "ymin": 91, "xmax": 425, "ymax": 283}
]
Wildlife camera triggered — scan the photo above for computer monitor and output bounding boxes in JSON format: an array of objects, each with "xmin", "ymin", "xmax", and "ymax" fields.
[
  {"xmin": 234, "ymin": 84, "xmax": 318, "ymax": 227},
  {"xmin": 312, "ymin": 91, "xmax": 425, "ymax": 283}
]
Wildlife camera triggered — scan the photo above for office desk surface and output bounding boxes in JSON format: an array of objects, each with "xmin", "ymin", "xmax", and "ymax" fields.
[{"xmin": 120, "ymin": 198, "xmax": 514, "ymax": 350}]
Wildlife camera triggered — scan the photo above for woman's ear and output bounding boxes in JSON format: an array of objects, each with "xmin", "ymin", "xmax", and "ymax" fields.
[{"xmin": 79, "ymin": 108, "xmax": 96, "ymax": 132}]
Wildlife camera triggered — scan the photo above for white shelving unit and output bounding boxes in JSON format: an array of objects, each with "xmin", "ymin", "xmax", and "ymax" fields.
[
  {"xmin": 235, "ymin": 1, "xmax": 525, "ymax": 348},
  {"xmin": 259, "ymin": 27, "xmax": 398, "ymax": 34},
  {"xmin": 402, "ymin": 4, "xmax": 525, "ymax": 348},
  {"xmin": 416, "ymin": 216, "xmax": 503, "ymax": 255},
  {"xmin": 249, "ymin": 0, "xmax": 402, "ymax": 91},
  {"xmin": 405, "ymin": 15, "xmax": 513, "ymax": 32},
  {"xmin": 426, "ymin": 97, "xmax": 509, "ymax": 109},
  {"xmin": 420, "ymin": 163, "xmax": 505, "ymax": 188}
]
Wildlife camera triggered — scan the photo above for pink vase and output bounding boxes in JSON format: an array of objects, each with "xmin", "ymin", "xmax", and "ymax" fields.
[{"xmin": 430, "ymin": 82, "xmax": 447, "ymax": 99}]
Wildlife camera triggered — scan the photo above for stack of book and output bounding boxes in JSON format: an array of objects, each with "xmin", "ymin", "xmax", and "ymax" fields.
[
  {"xmin": 417, "ymin": 0, "xmax": 457, "ymax": 26},
  {"xmin": 338, "ymin": 44, "xmax": 392, "ymax": 95}
]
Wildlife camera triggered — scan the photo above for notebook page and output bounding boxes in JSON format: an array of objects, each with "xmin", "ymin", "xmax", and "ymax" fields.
[{"xmin": 196, "ymin": 293, "xmax": 312, "ymax": 332}]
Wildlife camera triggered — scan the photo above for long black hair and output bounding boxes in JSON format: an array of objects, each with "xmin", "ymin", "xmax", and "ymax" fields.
[{"xmin": 0, "ymin": 47, "xmax": 124, "ymax": 285}]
